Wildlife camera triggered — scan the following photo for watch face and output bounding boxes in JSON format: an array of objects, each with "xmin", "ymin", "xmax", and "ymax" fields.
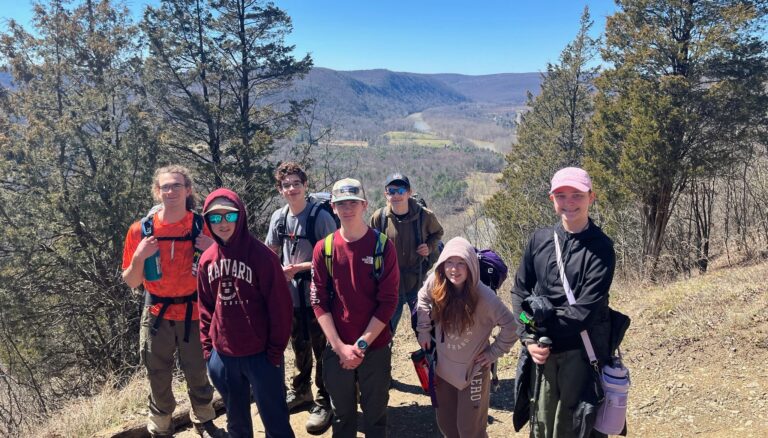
[{"xmin": 357, "ymin": 339, "xmax": 368, "ymax": 350}]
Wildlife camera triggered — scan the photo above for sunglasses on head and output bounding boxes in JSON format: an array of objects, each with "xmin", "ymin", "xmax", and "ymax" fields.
[
  {"xmin": 208, "ymin": 212, "xmax": 239, "ymax": 224},
  {"xmin": 386, "ymin": 187, "xmax": 408, "ymax": 196}
]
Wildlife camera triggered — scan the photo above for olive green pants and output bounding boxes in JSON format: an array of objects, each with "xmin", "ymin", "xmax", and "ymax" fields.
[
  {"xmin": 139, "ymin": 307, "xmax": 216, "ymax": 435},
  {"xmin": 529, "ymin": 349, "xmax": 606, "ymax": 438}
]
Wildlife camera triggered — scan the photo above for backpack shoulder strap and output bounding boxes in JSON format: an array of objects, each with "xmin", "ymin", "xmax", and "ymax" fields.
[
  {"xmin": 277, "ymin": 204, "xmax": 290, "ymax": 245},
  {"xmin": 372, "ymin": 230, "xmax": 388, "ymax": 281},
  {"xmin": 140, "ymin": 215, "xmax": 153, "ymax": 238},
  {"xmin": 306, "ymin": 201, "xmax": 322, "ymax": 247},
  {"xmin": 376, "ymin": 207, "xmax": 389, "ymax": 234},
  {"xmin": 323, "ymin": 232, "xmax": 335, "ymax": 278},
  {"xmin": 415, "ymin": 208, "xmax": 424, "ymax": 245},
  {"xmin": 191, "ymin": 212, "xmax": 204, "ymax": 240}
]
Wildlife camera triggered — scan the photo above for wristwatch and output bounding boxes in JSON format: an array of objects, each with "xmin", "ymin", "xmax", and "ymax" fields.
[{"xmin": 356, "ymin": 338, "xmax": 369, "ymax": 351}]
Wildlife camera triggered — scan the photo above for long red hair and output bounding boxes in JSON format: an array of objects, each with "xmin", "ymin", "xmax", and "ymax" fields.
[{"xmin": 431, "ymin": 266, "xmax": 478, "ymax": 336}]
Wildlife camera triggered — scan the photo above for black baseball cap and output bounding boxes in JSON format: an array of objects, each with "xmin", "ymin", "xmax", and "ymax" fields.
[{"xmin": 384, "ymin": 173, "xmax": 410, "ymax": 189}]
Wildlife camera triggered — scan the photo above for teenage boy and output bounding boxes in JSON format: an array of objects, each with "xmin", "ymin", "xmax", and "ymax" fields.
[
  {"xmin": 122, "ymin": 165, "xmax": 223, "ymax": 438},
  {"xmin": 369, "ymin": 173, "xmax": 443, "ymax": 335},
  {"xmin": 198, "ymin": 188, "xmax": 294, "ymax": 438},
  {"xmin": 266, "ymin": 161, "xmax": 336, "ymax": 433},
  {"xmin": 310, "ymin": 178, "xmax": 399, "ymax": 438},
  {"xmin": 511, "ymin": 167, "xmax": 615, "ymax": 438}
]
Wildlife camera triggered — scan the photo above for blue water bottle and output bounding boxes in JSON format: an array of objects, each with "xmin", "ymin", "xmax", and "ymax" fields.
[{"xmin": 141, "ymin": 220, "xmax": 162, "ymax": 281}]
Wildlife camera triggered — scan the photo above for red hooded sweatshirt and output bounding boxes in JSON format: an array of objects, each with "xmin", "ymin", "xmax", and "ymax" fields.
[{"xmin": 197, "ymin": 188, "xmax": 292, "ymax": 366}]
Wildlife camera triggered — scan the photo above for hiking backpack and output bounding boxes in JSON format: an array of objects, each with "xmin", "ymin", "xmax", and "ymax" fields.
[
  {"xmin": 475, "ymin": 248, "xmax": 508, "ymax": 292},
  {"xmin": 139, "ymin": 206, "xmax": 205, "ymax": 274},
  {"xmin": 139, "ymin": 206, "xmax": 205, "ymax": 343},
  {"xmin": 322, "ymin": 230, "xmax": 388, "ymax": 301},
  {"xmin": 276, "ymin": 192, "xmax": 340, "ymax": 259}
]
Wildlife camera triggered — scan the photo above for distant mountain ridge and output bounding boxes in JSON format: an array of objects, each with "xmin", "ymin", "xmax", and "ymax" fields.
[
  {"xmin": 288, "ymin": 67, "xmax": 540, "ymax": 115},
  {"xmin": 286, "ymin": 68, "xmax": 469, "ymax": 121},
  {"xmin": 284, "ymin": 67, "xmax": 541, "ymax": 137},
  {"xmin": 426, "ymin": 72, "xmax": 542, "ymax": 104}
]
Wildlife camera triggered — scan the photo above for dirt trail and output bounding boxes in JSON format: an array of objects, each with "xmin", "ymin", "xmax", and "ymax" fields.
[{"xmin": 174, "ymin": 330, "xmax": 523, "ymax": 438}]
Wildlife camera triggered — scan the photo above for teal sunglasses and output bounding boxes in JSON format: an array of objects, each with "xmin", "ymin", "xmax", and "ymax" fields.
[{"xmin": 208, "ymin": 212, "xmax": 239, "ymax": 224}]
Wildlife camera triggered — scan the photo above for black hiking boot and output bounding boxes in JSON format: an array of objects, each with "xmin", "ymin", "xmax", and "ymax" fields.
[{"xmin": 194, "ymin": 420, "xmax": 228, "ymax": 438}]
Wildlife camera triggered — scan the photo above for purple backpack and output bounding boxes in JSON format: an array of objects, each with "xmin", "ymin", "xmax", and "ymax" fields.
[{"xmin": 476, "ymin": 248, "xmax": 508, "ymax": 292}]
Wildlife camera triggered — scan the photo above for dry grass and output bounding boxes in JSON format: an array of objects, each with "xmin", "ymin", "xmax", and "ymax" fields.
[
  {"xmin": 613, "ymin": 262, "xmax": 768, "ymax": 437},
  {"xmin": 29, "ymin": 372, "xmax": 202, "ymax": 438}
]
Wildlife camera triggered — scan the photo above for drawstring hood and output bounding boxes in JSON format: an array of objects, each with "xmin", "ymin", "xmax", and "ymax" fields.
[
  {"xmin": 203, "ymin": 188, "xmax": 250, "ymax": 252},
  {"xmin": 434, "ymin": 237, "xmax": 479, "ymax": 289}
]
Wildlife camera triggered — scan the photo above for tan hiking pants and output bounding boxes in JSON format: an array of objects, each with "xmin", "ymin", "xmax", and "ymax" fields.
[{"xmin": 139, "ymin": 307, "xmax": 215, "ymax": 435}]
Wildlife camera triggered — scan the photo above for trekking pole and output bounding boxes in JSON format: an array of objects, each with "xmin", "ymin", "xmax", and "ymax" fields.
[{"xmin": 530, "ymin": 336, "xmax": 552, "ymax": 429}]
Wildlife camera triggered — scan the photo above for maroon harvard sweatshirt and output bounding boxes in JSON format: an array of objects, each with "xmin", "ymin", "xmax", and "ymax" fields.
[{"xmin": 197, "ymin": 188, "xmax": 292, "ymax": 366}]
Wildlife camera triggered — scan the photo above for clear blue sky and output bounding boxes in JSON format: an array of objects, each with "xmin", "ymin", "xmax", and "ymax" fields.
[{"xmin": 2, "ymin": 0, "xmax": 617, "ymax": 75}]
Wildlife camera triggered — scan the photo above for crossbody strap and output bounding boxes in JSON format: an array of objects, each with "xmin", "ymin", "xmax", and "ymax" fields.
[{"xmin": 553, "ymin": 231, "xmax": 598, "ymax": 366}]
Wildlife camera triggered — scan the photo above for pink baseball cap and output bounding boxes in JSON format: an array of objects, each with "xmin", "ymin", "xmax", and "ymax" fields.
[{"xmin": 550, "ymin": 167, "xmax": 592, "ymax": 193}]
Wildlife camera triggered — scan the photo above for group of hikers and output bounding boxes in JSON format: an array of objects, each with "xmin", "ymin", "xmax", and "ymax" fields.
[{"xmin": 122, "ymin": 162, "xmax": 618, "ymax": 438}]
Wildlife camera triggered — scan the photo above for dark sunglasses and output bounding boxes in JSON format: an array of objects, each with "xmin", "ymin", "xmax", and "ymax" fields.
[
  {"xmin": 208, "ymin": 212, "xmax": 239, "ymax": 224},
  {"xmin": 386, "ymin": 187, "xmax": 408, "ymax": 196}
]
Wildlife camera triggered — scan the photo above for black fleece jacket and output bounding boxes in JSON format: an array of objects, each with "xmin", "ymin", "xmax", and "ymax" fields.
[{"xmin": 511, "ymin": 219, "xmax": 615, "ymax": 355}]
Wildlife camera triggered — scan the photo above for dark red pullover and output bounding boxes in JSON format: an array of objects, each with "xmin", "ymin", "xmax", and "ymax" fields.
[{"xmin": 197, "ymin": 188, "xmax": 292, "ymax": 366}]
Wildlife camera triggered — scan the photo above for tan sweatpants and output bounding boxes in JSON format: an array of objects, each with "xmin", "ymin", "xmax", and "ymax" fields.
[
  {"xmin": 139, "ymin": 307, "xmax": 216, "ymax": 435},
  {"xmin": 434, "ymin": 367, "xmax": 491, "ymax": 438}
]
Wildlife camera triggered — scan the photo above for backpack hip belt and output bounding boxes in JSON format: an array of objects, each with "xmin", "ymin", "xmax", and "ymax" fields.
[{"xmin": 145, "ymin": 291, "xmax": 198, "ymax": 343}]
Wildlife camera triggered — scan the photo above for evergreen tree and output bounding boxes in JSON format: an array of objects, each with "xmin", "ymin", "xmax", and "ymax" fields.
[
  {"xmin": 142, "ymin": 0, "xmax": 312, "ymax": 233},
  {"xmin": 485, "ymin": 8, "xmax": 599, "ymax": 263},
  {"xmin": 587, "ymin": 0, "xmax": 768, "ymax": 275},
  {"xmin": 0, "ymin": 1, "xmax": 156, "ymax": 428}
]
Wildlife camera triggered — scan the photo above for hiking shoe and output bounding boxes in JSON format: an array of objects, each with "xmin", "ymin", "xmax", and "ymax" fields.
[
  {"xmin": 194, "ymin": 420, "xmax": 228, "ymax": 438},
  {"xmin": 305, "ymin": 404, "xmax": 333, "ymax": 434},
  {"xmin": 286, "ymin": 389, "xmax": 313, "ymax": 411}
]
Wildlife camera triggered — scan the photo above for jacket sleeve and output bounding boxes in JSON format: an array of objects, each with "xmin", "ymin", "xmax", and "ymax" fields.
[
  {"xmin": 511, "ymin": 234, "xmax": 537, "ymax": 316},
  {"xmin": 311, "ymin": 238, "xmax": 331, "ymax": 317},
  {"xmin": 549, "ymin": 240, "xmax": 615, "ymax": 336},
  {"xmin": 510, "ymin": 233, "xmax": 538, "ymax": 338},
  {"xmin": 423, "ymin": 209, "xmax": 444, "ymax": 251},
  {"xmin": 196, "ymin": 255, "xmax": 215, "ymax": 361},
  {"xmin": 415, "ymin": 274, "xmax": 436, "ymax": 345},
  {"xmin": 264, "ymin": 248, "xmax": 293, "ymax": 366},
  {"xmin": 485, "ymin": 290, "xmax": 519, "ymax": 360},
  {"xmin": 372, "ymin": 238, "xmax": 400, "ymax": 324}
]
